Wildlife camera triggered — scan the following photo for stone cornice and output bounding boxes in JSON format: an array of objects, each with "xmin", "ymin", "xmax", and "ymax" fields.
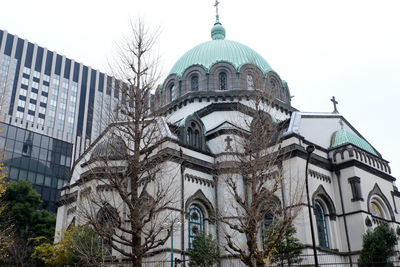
[{"xmin": 156, "ymin": 90, "xmax": 296, "ymax": 116}]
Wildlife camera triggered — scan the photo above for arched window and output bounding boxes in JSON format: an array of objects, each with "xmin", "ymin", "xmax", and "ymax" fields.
[
  {"xmin": 169, "ymin": 84, "xmax": 176, "ymax": 101},
  {"xmin": 185, "ymin": 121, "xmax": 203, "ymax": 149},
  {"xmin": 315, "ymin": 201, "xmax": 329, "ymax": 248},
  {"xmin": 191, "ymin": 75, "xmax": 199, "ymax": 91},
  {"xmin": 261, "ymin": 200, "xmax": 280, "ymax": 246},
  {"xmin": 247, "ymin": 74, "xmax": 254, "ymax": 90},
  {"xmin": 97, "ymin": 205, "xmax": 120, "ymax": 234},
  {"xmin": 370, "ymin": 202, "xmax": 383, "ymax": 218},
  {"xmin": 194, "ymin": 130, "xmax": 200, "ymax": 148},
  {"xmin": 263, "ymin": 213, "xmax": 274, "ymax": 228},
  {"xmin": 262, "ymin": 213, "xmax": 274, "ymax": 245},
  {"xmin": 219, "ymin": 72, "xmax": 227, "ymax": 90},
  {"xmin": 187, "ymin": 127, "xmax": 192, "ymax": 145},
  {"xmin": 97, "ymin": 205, "xmax": 120, "ymax": 257},
  {"xmin": 369, "ymin": 197, "xmax": 388, "ymax": 219},
  {"xmin": 188, "ymin": 205, "xmax": 204, "ymax": 249}
]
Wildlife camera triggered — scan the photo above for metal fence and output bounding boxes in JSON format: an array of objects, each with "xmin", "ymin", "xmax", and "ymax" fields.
[{"xmin": 106, "ymin": 253, "xmax": 400, "ymax": 267}]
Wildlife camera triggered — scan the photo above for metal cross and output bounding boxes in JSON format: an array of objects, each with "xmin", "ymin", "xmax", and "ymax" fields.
[
  {"xmin": 331, "ymin": 96, "xmax": 339, "ymax": 113},
  {"xmin": 224, "ymin": 135, "xmax": 232, "ymax": 151},
  {"xmin": 214, "ymin": 0, "xmax": 220, "ymax": 22}
]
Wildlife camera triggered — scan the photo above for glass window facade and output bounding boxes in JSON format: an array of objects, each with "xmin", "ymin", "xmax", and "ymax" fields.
[
  {"xmin": 0, "ymin": 30, "xmax": 124, "ymax": 214},
  {"xmin": 1, "ymin": 121, "xmax": 73, "ymax": 213}
]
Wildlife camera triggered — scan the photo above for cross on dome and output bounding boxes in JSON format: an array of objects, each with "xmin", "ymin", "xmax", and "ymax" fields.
[
  {"xmin": 211, "ymin": 0, "xmax": 226, "ymax": 40},
  {"xmin": 214, "ymin": 0, "xmax": 220, "ymax": 23}
]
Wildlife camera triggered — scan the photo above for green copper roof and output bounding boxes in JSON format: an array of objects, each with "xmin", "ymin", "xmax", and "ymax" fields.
[
  {"xmin": 169, "ymin": 23, "xmax": 272, "ymax": 77},
  {"xmin": 330, "ymin": 128, "xmax": 378, "ymax": 156},
  {"xmin": 211, "ymin": 22, "xmax": 226, "ymax": 40}
]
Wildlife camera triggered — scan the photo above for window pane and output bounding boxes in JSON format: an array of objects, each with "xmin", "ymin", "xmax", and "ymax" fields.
[
  {"xmin": 36, "ymin": 174, "xmax": 44, "ymax": 185},
  {"xmin": 9, "ymin": 167, "xmax": 19, "ymax": 180},
  {"xmin": 19, "ymin": 169, "xmax": 27, "ymax": 181},
  {"xmin": 44, "ymin": 176, "xmax": 52, "ymax": 187},
  {"xmin": 315, "ymin": 202, "xmax": 329, "ymax": 248},
  {"xmin": 16, "ymin": 128, "xmax": 26, "ymax": 141},
  {"xmin": 27, "ymin": 172, "xmax": 36, "ymax": 183},
  {"xmin": 219, "ymin": 72, "xmax": 227, "ymax": 90},
  {"xmin": 188, "ymin": 205, "xmax": 204, "ymax": 249},
  {"xmin": 0, "ymin": 124, "xmax": 8, "ymax": 137}
]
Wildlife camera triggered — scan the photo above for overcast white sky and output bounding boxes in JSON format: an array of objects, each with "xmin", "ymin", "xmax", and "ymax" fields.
[{"xmin": 2, "ymin": 0, "xmax": 399, "ymax": 179}]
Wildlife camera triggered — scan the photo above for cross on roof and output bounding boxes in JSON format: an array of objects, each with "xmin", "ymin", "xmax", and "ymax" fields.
[{"xmin": 331, "ymin": 96, "xmax": 339, "ymax": 113}]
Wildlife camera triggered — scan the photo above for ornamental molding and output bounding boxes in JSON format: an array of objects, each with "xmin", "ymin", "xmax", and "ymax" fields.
[
  {"xmin": 185, "ymin": 174, "xmax": 215, "ymax": 188},
  {"xmin": 308, "ymin": 169, "xmax": 331, "ymax": 183}
]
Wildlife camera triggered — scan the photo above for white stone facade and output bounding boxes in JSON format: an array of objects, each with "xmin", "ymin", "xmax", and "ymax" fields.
[{"xmin": 56, "ymin": 20, "xmax": 400, "ymax": 266}]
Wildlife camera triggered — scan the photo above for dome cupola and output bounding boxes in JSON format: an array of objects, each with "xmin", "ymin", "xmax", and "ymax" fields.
[
  {"xmin": 211, "ymin": 15, "xmax": 225, "ymax": 40},
  {"xmin": 330, "ymin": 128, "xmax": 378, "ymax": 156},
  {"xmin": 169, "ymin": 20, "xmax": 272, "ymax": 77},
  {"xmin": 168, "ymin": 5, "xmax": 272, "ymax": 77},
  {"xmin": 153, "ymin": 1, "xmax": 291, "ymax": 110}
]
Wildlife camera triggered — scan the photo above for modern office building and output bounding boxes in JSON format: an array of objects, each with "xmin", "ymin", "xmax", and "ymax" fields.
[{"xmin": 0, "ymin": 29, "xmax": 119, "ymax": 212}]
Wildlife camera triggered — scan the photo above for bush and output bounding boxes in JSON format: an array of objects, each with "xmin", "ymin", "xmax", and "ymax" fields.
[
  {"xmin": 358, "ymin": 223, "xmax": 397, "ymax": 267},
  {"xmin": 188, "ymin": 233, "xmax": 219, "ymax": 267}
]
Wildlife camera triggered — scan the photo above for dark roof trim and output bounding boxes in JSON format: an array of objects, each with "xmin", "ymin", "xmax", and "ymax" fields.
[{"xmin": 335, "ymin": 160, "xmax": 396, "ymax": 182}]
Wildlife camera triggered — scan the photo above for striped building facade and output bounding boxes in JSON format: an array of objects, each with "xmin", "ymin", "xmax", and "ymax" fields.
[{"xmin": 0, "ymin": 29, "xmax": 119, "ymax": 212}]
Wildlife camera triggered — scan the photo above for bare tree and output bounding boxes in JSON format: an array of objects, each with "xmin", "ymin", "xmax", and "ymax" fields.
[
  {"xmin": 218, "ymin": 74, "xmax": 303, "ymax": 267},
  {"xmin": 75, "ymin": 19, "xmax": 180, "ymax": 267}
]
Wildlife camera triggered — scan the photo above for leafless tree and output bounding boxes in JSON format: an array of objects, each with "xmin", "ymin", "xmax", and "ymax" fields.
[
  {"xmin": 75, "ymin": 19, "xmax": 180, "ymax": 267},
  {"xmin": 218, "ymin": 72, "xmax": 303, "ymax": 267},
  {"xmin": 5, "ymin": 238, "xmax": 31, "ymax": 267}
]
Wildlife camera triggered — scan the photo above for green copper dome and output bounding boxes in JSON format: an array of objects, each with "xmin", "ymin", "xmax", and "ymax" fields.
[
  {"xmin": 211, "ymin": 22, "xmax": 226, "ymax": 40},
  {"xmin": 169, "ymin": 23, "xmax": 272, "ymax": 77},
  {"xmin": 330, "ymin": 128, "xmax": 378, "ymax": 156}
]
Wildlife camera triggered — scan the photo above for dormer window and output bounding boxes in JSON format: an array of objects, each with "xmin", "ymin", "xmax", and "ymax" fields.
[
  {"xmin": 185, "ymin": 121, "xmax": 203, "ymax": 149},
  {"xmin": 191, "ymin": 75, "xmax": 199, "ymax": 91},
  {"xmin": 180, "ymin": 113, "xmax": 206, "ymax": 151},
  {"xmin": 219, "ymin": 72, "xmax": 227, "ymax": 90}
]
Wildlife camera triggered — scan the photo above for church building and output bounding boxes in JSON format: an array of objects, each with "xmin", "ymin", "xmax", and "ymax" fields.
[{"xmin": 55, "ymin": 6, "xmax": 400, "ymax": 266}]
